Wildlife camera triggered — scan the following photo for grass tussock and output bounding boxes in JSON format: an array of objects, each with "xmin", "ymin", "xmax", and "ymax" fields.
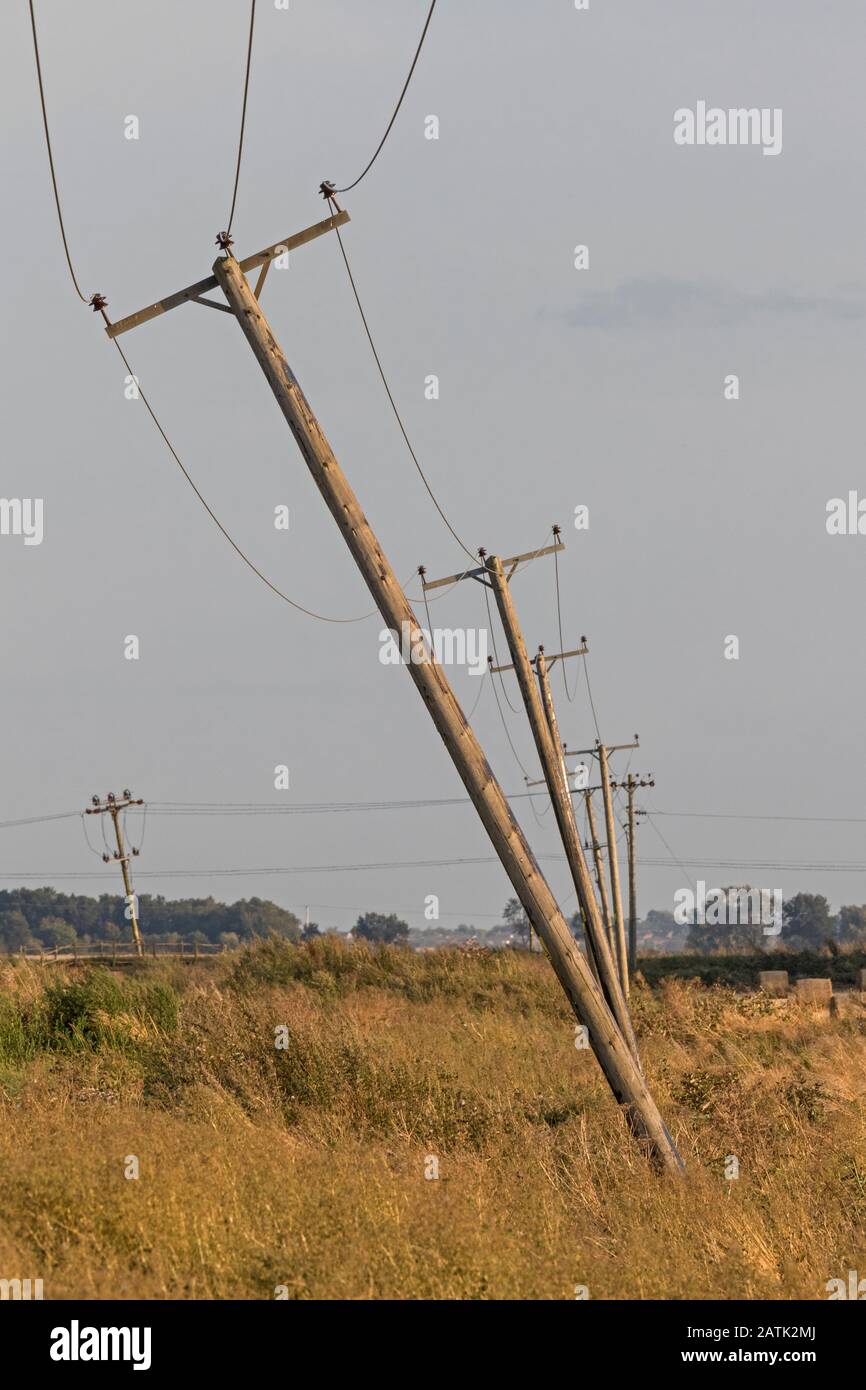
[{"xmin": 0, "ymin": 939, "xmax": 863, "ymax": 1300}]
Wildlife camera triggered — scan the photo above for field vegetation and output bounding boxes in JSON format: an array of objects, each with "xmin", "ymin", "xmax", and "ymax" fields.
[{"xmin": 0, "ymin": 938, "xmax": 863, "ymax": 1299}]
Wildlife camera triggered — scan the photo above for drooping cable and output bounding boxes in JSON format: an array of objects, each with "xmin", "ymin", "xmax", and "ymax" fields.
[
  {"xmin": 28, "ymin": 0, "xmax": 89, "ymax": 302},
  {"xmin": 329, "ymin": 1, "xmax": 438, "ymax": 194},
  {"xmin": 109, "ymin": 334, "xmax": 396, "ymax": 624},
  {"xmin": 463, "ymin": 666, "xmax": 488, "ymax": 723},
  {"xmin": 644, "ymin": 809, "xmax": 697, "ymax": 894},
  {"xmin": 581, "ymin": 651, "xmax": 603, "ymax": 741},
  {"xmin": 225, "ymin": 0, "xmax": 257, "ymax": 238},
  {"xmin": 328, "ymin": 212, "xmax": 477, "ymax": 563},
  {"xmin": 552, "ymin": 541, "xmax": 577, "ymax": 702},
  {"xmin": 482, "ymin": 585, "xmax": 521, "ymax": 714},
  {"xmin": 80, "ymin": 813, "xmax": 104, "ymax": 859},
  {"xmin": 486, "ymin": 645, "xmax": 532, "ymax": 782}
]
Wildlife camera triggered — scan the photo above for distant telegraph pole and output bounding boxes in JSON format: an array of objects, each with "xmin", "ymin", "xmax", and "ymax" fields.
[
  {"xmin": 484, "ymin": 566, "xmax": 639, "ymax": 1063},
  {"xmin": 619, "ymin": 774, "xmax": 654, "ymax": 974},
  {"xmin": 85, "ymin": 791, "xmax": 144, "ymax": 956},
  {"xmin": 598, "ymin": 744, "xmax": 628, "ymax": 995},
  {"xmin": 569, "ymin": 740, "xmax": 639, "ymax": 995},
  {"xmin": 583, "ymin": 787, "xmax": 612, "ymax": 944}
]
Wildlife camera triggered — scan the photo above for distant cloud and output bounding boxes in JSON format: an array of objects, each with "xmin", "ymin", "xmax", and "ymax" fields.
[{"xmin": 563, "ymin": 277, "xmax": 866, "ymax": 329}]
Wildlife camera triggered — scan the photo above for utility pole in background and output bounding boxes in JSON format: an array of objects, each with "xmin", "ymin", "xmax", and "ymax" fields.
[
  {"xmin": 599, "ymin": 742, "xmax": 630, "ymax": 996},
  {"xmin": 85, "ymin": 790, "xmax": 144, "ymax": 956},
  {"xmin": 569, "ymin": 739, "xmax": 639, "ymax": 997},
  {"xmin": 582, "ymin": 787, "xmax": 612, "ymax": 946},
  {"xmin": 619, "ymin": 773, "xmax": 654, "ymax": 974},
  {"xmin": 484, "ymin": 567, "xmax": 639, "ymax": 1063},
  {"xmin": 530, "ymin": 647, "xmax": 600, "ymax": 986},
  {"xmin": 103, "ymin": 213, "xmax": 682, "ymax": 1171}
]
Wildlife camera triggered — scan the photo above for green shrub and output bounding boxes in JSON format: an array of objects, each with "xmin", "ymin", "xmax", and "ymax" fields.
[{"xmin": 37, "ymin": 969, "xmax": 179, "ymax": 1052}]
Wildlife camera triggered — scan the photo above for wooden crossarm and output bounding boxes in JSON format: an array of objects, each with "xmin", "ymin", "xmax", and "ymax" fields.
[
  {"xmin": 105, "ymin": 210, "xmax": 350, "ymax": 339},
  {"xmin": 422, "ymin": 541, "xmax": 564, "ymax": 592}
]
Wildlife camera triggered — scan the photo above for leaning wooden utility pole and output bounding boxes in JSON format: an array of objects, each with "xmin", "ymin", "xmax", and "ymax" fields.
[
  {"xmin": 583, "ymin": 787, "xmax": 613, "ymax": 944},
  {"xmin": 485, "ymin": 571, "xmax": 640, "ymax": 1063},
  {"xmin": 85, "ymin": 791, "xmax": 144, "ymax": 956},
  {"xmin": 570, "ymin": 738, "xmax": 639, "ymax": 995},
  {"xmin": 626, "ymin": 774, "xmax": 638, "ymax": 977},
  {"xmin": 526, "ymin": 650, "xmax": 596, "ymax": 974},
  {"xmin": 104, "ymin": 213, "xmax": 681, "ymax": 1172},
  {"xmin": 528, "ymin": 650, "xmax": 594, "ymax": 978},
  {"xmin": 621, "ymin": 773, "xmax": 654, "ymax": 974},
  {"xmin": 598, "ymin": 744, "xmax": 629, "ymax": 995}
]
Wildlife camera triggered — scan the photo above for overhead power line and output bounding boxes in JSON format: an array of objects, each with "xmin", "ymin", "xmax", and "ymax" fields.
[
  {"xmin": 152, "ymin": 795, "xmax": 485, "ymax": 815},
  {"xmin": 1, "ymin": 790, "xmax": 544, "ymax": 829},
  {"xmin": 109, "ymin": 333, "xmax": 397, "ymax": 624},
  {"xmin": 0, "ymin": 811, "xmax": 81, "ymax": 830},
  {"xmin": 636, "ymin": 857, "xmax": 866, "ymax": 873},
  {"xmin": 652, "ymin": 810, "xmax": 866, "ymax": 825},
  {"xmin": 28, "ymin": 0, "xmax": 89, "ymax": 302},
  {"xmin": 486, "ymin": 652, "xmax": 531, "ymax": 779},
  {"xmin": 644, "ymin": 811, "xmax": 696, "ymax": 894},
  {"xmin": 0, "ymin": 855, "xmax": 498, "ymax": 882},
  {"xmin": 580, "ymin": 652, "xmax": 603, "ymax": 741},
  {"xmin": 26, "ymin": 0, "xmax": 518, "ymax": 630},
  {"xmin": 328, "ymin": 0, "xmax": 439, "ymax": 194},
  {"xmin": 8, "ymin": 795, "xmax": 866, "ymax": 829},
  {"xmin": 4, "ymin": 853, "xmax": 866, "ymax": 884},
  {"xmin": 552, "ymin": 540, "xmax": 577, "ymax": 703},
  {"xmin": 225, "ymin": 0, "xmax": 257, "ymax": 238},
  {"xmin": 328, "ymin": 210, "xmax": 476, "ymax": 562},
  {"xmin": 483, "ymin": 583, "xmax": 521, "ymax": 715}
]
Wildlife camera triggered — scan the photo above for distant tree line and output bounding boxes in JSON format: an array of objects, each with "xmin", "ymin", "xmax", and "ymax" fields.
[
  {"xmin": 2, "ymin": 887, "xmax": 863, "ymax": 956},
  {"xmin": 0, "ymin": 888, "xmax": 302, "ymax": 951},
  {"xmin": 685, "ymin": 892, "xmax": 866, "ymax": 953}
]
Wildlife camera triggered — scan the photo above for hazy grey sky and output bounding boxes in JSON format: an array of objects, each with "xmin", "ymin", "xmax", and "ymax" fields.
[{"xmin": 3, "ymin": 0, "xmax": 865, "ymax": 932}]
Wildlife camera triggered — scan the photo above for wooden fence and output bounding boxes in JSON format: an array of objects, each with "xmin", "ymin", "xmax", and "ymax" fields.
[{"xmin": 9, "ymin": 942, "xmax": 229, "ymax": 965}]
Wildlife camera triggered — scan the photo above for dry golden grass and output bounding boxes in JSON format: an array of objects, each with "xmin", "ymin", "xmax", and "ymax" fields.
[{"xmin": 0, "ymin": 938, "xmax": 864, "ymax": 1300}]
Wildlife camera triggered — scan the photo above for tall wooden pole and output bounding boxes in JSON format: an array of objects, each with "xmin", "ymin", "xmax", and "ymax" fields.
[
  {"xmin": 626, "ymin": 773, "xmax": 638, "ymax": 975},
  {"xmin": 212, "ymin": 250, "xmax": 680, "ymax": 1171},
  {"xmin": 533, "ymin": 655, "xmax": 597, "ymax": 983},
  {"xmin": 108, "ymin": 805, "xmax": 142, "ymax": 957},
  {"xmin": 584, "ymin": 789, "xmax": 613, "ymax": 946},
  {"xmin": 534, "ymin": 648, "xmax": 637, "ymax": 1051},
  {"xmin": 598, "ymin": 745, "xmax": 629, "ymax": 997},
  {"xmin": 486, "ymin": 578, "xmax": 639, "ymax": 1063},
  {"xmin": 86, "ymin": 793, "xmax": 143, "ymax": 956}
]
